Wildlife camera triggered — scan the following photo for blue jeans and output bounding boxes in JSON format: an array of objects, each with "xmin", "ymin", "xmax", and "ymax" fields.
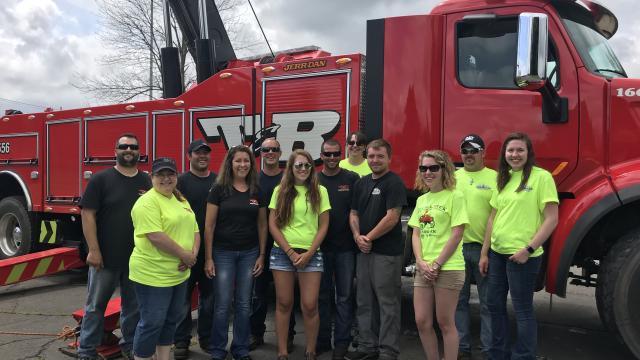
[
  {"xmin": 78, "ymin": 267, "xmax": 139, "ymax": 358},
  {"xmin": 318, "ymin": 250, "xmax": 355, "ymax": 348},
  {"xmin": 455, "ymin": 242, "xmax": 491, "ymax": 354},
  {"xmin": 210, "ymin": 246, "xmax": 259, "ymax": 359},
  {"xmin": 486, "ymin": 250, "xmax": 541, "ymax": 360},
  {"xmin": 133, "ymin": 281, "xmax": 188, "ymax": 358},
  {"xmin": 174, "ymin": 255, "xmax": 214, "ymax": 345}
]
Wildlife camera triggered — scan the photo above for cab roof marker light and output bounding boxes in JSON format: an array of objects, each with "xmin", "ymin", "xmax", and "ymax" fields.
[{"xmin": 462, "ymin": 14, "xmax": 497, "ymax": 21}]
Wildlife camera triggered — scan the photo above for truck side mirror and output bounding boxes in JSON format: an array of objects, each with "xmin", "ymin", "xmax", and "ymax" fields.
[{"xmin": 516, "ymin": 13, "xmax": 548, "ymax": 90}]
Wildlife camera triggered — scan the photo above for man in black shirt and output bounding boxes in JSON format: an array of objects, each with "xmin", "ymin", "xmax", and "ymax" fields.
[
  {"xmin": 174, "ymin": 139, "xmax": 217, "ymax": 359},
  {"xmin": 347, "ymin": 139, "xmax": 407, "ymax": 360},
  {"xmin": 78, "ymin": 134, "xmax": 151, "ymax": 360},
  {"xmin": 317, "ymin": 139, "xmax": 359, "ymax": 359},
  {"xmin": 250, "ymin": 137, "xmax": 296, "ymax": 350}
]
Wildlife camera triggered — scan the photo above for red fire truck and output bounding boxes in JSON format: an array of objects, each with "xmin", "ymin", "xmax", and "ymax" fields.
[{"xmin": 1, "ymin": 0, "xmax": 639, "ymax": 357}]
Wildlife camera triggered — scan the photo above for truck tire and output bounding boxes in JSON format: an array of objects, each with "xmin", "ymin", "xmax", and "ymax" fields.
[
  {"xmin": 0, "ymin": 196, "xmax": 32, "ymax": 259},
  {"xmin": 595, "ymin": 229, "xmax": 640, "ymax": 359}
]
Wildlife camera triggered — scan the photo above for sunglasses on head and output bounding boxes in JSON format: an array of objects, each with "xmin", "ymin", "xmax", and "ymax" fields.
[
  {"xmin": 117, "ymin": 144, "xmax": 139, "ymax": 150},
  {"xmin": 461, "ymin": 148, "xmax": 480, "ymax": 155},
  {"xmin": 322, "ymin": 151, "xmax": 341, "ymax": 158},
  {"xmin": 419, "ymin": 164, "xmax": 442, "ymax": 173},
  {"xmin": 348, "ymin": 140, "xmax": 365, "ymax": 146},
  {"xmin": 293, "ymin": 162, "xmax": 313, "ymax": 170}
]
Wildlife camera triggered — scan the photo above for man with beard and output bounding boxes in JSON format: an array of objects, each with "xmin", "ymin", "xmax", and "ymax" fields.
[
  {"xmin": 347, "ymin": 139, "xmax": 407, "ymax": 360},
  {"xmin": 78, "ymin": 133, "xmax": 151, "ymax": 360},
  {"xmin": 316, "ymin": 139, "xmax": 359, "ymax": 359},
  {"xmin": 174, "ymin": 139, "xmax": 217, "ymax": 359},
  {"xmin": 250, "ymin": 137, "xmax": 296, "ymax": 351}
]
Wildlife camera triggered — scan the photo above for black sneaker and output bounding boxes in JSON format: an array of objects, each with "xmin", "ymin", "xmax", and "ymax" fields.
[
  {"xmin": 250, "ymin": 334, "xmax": 265, "ymax": 351},
  {"xmin": 333, "ymin": 345, "xmax": 349, "ymax": 360},
  {"xmin": 173, "ymin": 342, "xmax": 189, "ymax": 360},
  {"xmin": 316, "ymin": 343, "xmax": 332, "ymax": 355},
  {"xmin": 345, "ymin": 351, "xmax": 379, "ymax": 360}
]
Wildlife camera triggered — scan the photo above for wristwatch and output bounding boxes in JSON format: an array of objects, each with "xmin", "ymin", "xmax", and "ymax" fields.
[{"xmin": 526, "ymin": 245, "xmax": 535, "ymax": 254}]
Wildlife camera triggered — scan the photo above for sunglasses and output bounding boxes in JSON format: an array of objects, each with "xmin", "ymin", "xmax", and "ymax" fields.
[
  {"xmin": 261, "ymin": 146, "xmax": 280, "ymax": 153},
  {"xmin": 117, "ymin": 144, "xmax": 139, "ymax": 150},
  {"xmin": 419, "ymin": 164, "xmax": 442, "ymax": 173},
  {"xmin": 293, "ymin": 162, "xmax": 313, "ymax": 170},
  {"xmin": 348, "ymin": 140, "xmax": 366, "ymax": 146},
  {"xmin": 461, "ymin": 148, "xmax": 480, "ymax": 155},
  {"xmin": 322, "ymin": 151, "xmax": 341, "ymax": 158}
]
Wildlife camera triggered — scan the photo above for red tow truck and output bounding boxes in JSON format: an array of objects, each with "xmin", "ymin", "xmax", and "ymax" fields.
[{"xmin": 1, "ymin": 0, "xmax": 639, "ymax": 357}]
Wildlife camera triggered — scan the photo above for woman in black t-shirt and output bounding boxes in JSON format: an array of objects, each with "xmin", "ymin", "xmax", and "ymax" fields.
[{"xmin": 204, "ymin": 146, "xmax": 267, "ymax": 360}]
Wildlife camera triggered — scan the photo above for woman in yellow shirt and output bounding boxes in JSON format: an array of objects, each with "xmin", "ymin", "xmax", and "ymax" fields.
[
  {"xmin": 408, "ymin": 150, "xmax": 468, "ymax": 360},
  {"xmin": 269, "ymin": 149, "xmax": 331, "ymax": 360},
  {"xmin": 479, "ymin": 133, "xmax": 559, "ymax": 360},
  {"xmin": 130, "ymin": 158, "xmax": 199, "ymax": 360},
  {"xmin": 339, "ymin": 131, "xmax": 371, "ymax": 177}
]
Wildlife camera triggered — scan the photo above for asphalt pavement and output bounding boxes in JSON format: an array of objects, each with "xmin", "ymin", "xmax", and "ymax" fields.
[{"xmin": 0, "ymin": 269, "xmax": 635, "ymax": 360}]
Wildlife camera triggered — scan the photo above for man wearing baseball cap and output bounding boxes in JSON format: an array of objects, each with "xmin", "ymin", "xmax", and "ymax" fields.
[
  {"xmin": 174, "ymin": 139, "xmax": 217, "ymax": 358},
  {"xmin": 455, "ymin": 134, "xmax": 496, "ymax": 359}
]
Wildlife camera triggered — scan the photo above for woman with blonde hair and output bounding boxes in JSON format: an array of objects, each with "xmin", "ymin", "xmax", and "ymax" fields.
[
  {"xmin": 408, "ymin": 150, "xmax": 468, "ymax": 360},
  {"xmin": 269, "ymin": 149, "xmax": 331, "ymax": 360}
]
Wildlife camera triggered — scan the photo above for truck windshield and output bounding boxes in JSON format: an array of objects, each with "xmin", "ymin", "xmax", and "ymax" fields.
[{"xmin": 556, "ymin": 3, "xmax": 626, "ymax": 78}]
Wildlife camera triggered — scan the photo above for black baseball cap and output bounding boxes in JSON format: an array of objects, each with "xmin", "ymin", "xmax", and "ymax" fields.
[
  {"xmin": 460, "ymin": 134, "xmax": 485, "ymax": 150},
  {"xmin": 188, "ymin": 139, "xmax": 211, "ymax": 154},
  {"xmin": 152, "ymin": 157, "xmax": 177, "ymax": 174}
]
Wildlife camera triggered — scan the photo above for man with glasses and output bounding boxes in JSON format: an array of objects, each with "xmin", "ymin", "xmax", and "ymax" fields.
[
  {"xmin": 174, "ymin": 139, "xmax": 217, "ymax": 359},
  {"xmin": 78, "ymin": 133, "xmax": 151, "ymax": 360},
  {"xmin": 317, "ymin": 139, "xmax": 360, "ymax": 359},
  {"xmin": 339, "ymin": 131, "xmax": 371, "ymax": 177},
  {"xmin": 454, "ymin": 134, "xmax": 496, "ymax": 360},
  {"xmin": 347, "ymin": 139, "xmax": 407, "ymax": 360},
  {"xmin": 250, "ymin": 138, "xmax": 296, "ymax": 351}
]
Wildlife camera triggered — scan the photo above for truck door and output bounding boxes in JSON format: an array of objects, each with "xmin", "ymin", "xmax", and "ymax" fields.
[{"xmin": 442, "ymin": 7, "xmax": 579, "ymax": 182}]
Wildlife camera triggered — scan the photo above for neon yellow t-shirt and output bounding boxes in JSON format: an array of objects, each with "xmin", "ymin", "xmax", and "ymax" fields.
[
  {"xmin": 130, "ymin": 188, "xmax": 199, "ymax": 287},
  {"xmin": 407, "ymin": 189, "xmax": 469, "ymax": 270},
  {"xmin": 339, "ymin": 158, "xmax": 372, "ymax": 177},
  {"xmin": 455, "ymin": 167, "xmax": 497, "ymax": 245},
  {"xmin": 269, "ymin": 184, "xmax": 331, "ymax": 250},
  {"xmin": 490, "ymin": 167, "xmax": 558, "ymax": 257}
]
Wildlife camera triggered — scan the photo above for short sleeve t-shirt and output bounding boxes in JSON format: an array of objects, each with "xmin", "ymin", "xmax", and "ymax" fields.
[
  {"xmin": 269, "ymin": 185, "xmax": 331, "ymax": 250},
  {"xmin": 318, "ymin": 169, "xmax": 359, "ymax": 252},
  {"xmin": 177, "ymin": 171, "xmax": 217, "ymax": 238},
  {"xmin": 455, "ymin": 167, "xmax": 497, "ymax": 245},
  {"xmin": 129, "ymin": 188, "xmax": 199, "ymax": 287},
  {"xmin": 408, "ymin": 189, "xmax": 469, "ymax": 270},
  {"xmin": 207, "ymin": 184, "xmax": 263, "ymax": 251},
  {"xmin": 490, "ymin": 166, "xmax": 559, "ymax": 257},
  {"xmin": 339, "ymin": 158, "xmax": 372, "ymax": 177},
  {"xmin": 351, "ymin": 171, "xmax": 407, "ymax": 256},
  {"xmin": 80, "ymin": 167, "xmax": 151, "ymax": 270}
]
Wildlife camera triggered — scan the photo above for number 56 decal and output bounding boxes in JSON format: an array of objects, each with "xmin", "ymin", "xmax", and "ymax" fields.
[{"xmin": 0, "ymin": 142, "xmax": 10, "ymax": 154}]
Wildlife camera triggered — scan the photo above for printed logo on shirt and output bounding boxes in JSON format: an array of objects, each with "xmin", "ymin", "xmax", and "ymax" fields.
[
  {"xmin": 476, "ymin": 184, "xmax": 492, "ymax": 190},
  {"xmin": 371, "ymin": 187, "xmax": 381, "ymax": 195},
  {"xmin": 419, "ymin": 210, "xmax": 435, "ymax": 228},
  {"xmin": 138, "ymin": 189, "xmax": 147, "ymax": 196},
  {"xmin": 249, "ymin": 198, "xmax": 259, "ymax": 206},
  {"xmin": 523, "ymin": 185, "xmax": 533, "ymax": 192},
  {"xmin": 338, "ymin": 184, "xmax": 350, "ymax": 192}
]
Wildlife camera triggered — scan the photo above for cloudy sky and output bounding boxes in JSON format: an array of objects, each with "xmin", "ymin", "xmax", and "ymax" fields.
[{"xmin": 0, "ymin": 0, "xmax": 638, "ymax": 112}]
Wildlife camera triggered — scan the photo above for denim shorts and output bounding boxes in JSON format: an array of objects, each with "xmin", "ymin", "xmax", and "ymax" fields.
[{"xmin": 269, "ymin": 246, "xmax": 324, "ymax": 272}]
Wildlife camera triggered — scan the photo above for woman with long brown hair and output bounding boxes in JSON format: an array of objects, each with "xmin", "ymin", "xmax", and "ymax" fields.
[
  {"xmin": 203, "ymin": 145, "xmax": 267, "ymax": 360},
  {"xmin": 408, "ymin": 150, "xmax": 468, "ymax": 360},
  {"xmin": 479, "ymin": 132, "xmax": 558, "ymax": 359},
  {"xmin": 269, "ymin": 149, "xmax": 331, "ymax": 360}
]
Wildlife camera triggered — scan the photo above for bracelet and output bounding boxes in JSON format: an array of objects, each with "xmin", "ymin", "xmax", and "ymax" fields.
[
  {"xmin": 259, "ymin": 253, "xmax": 265, "ymax": 256},
  {"xmin": 432, "ymin": 260, "xmax": 442, "ymax": 271},
  {"xmin": 286, "ymin": 248, "xmax": 295, "ymax": 256},
  {"xmin": 525, "ymin": 245, "xmax": 535, "ymax": 254}
]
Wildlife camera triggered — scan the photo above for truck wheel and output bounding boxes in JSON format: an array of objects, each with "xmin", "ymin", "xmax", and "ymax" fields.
[
  {"xmin": 0, "ymin": 196, "xmax": 32, "ymax": 259},
  {"xmin": 595, "ymin": 229, "xmax": 640, "ymax": 358}
]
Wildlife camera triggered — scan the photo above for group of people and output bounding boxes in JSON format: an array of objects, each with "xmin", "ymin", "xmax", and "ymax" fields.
[{"xmin": 76, "ymin": 129, "xmax": 558, "ymax": 360}]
